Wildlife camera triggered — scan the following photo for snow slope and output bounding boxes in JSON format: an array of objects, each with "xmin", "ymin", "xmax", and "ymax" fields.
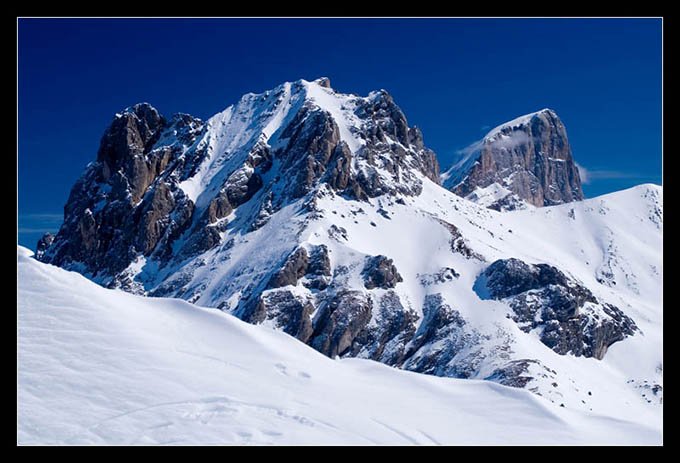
[
  {"xmin": 297, "ymin": 180, "xmax": 663, "ymax": 419},
  {"xmin": 108, "ymin": 137, "xmax": 660, "ymax": 431},
  {"xmin": 17, "ymin": 246, "xmax": 661, "ymax": 445}
]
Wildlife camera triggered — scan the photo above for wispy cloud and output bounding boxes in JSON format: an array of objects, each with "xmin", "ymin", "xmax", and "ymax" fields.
[
  {"xmin": 575, "ymin": 163, "xmax": 656, "ymax": 185},
  {"xmin": 17, "ymin": 213, "xmax": 63, "ymax": 234},
  {"xmin": 575, "ymin": 162, "xmax": 590, "ymax": 184},
  {"xmin": 18, "ymin": 227, "xmax": 61, "ymax": 233},
  {"xmin": 18, "ymin": 213, "xmax": 63, "ymax": 221}
]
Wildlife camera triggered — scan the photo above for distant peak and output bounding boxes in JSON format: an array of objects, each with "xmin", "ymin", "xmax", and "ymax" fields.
[
  {"xmin": 444, "ymin": 106, "xmax": 581, "ymax": 208},
  {"xmin": 117, "ymin": 102, "xmax": 161, "ymax": 122},
  {"xmin": 125, "ymin": 102, "xmax": 158, "ymax": 113},
  {"xmin": 484, "ymin": 108, "xmax": 560, "ymax": 140},
  {"xmin": 535, "ymin": 107, "xmax": 555, "ymax": 115}
]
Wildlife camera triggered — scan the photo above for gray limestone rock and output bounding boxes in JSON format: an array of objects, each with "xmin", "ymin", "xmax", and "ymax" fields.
[
  {"xmin": 401, "ymin": 294, "xmax": 473, "ymax": 377},
  {"xmin": 445, "ymin": 109, "xmax": 584, "ymax": 208},
  {"xmin": 303, "ymin": 245, "xmax": 332, "ymax": 290},
  {"xmin": 487, "ymin": 193, "xmax": 529, "ymax": 212},
  {"xmin": 258, "ymin": 289, "xmax": 316, "ymax": 342},
  {"xmin": 433, "ymin": 217, "xmax": 484, "ymax": 260},
  {"xmin": 35, "ymin": 232, "xmax": 55, "ymax": 260},
  {"xmin": 476, "ymin": 258, "xmax": 637, "ymax": 359},
  {"xmin": 35, "ymin": 105, "xmax": 205, "ymax": 285},
  {"xmin": 267, "ymin": 247, "xmax": 310, "ymax": 289},
  {"xmin": 310, "ymin": 290, "xmax": 374, "ymax": 358},
  {"xmin": 350, "ymin": 291, "xmax": 419, "ymax": 365},
  {"xmin": 307, "ymin": 245, "xmax": 331, "ymax": 277},
  {"xmin": 483, "ymin": 359, "xmax": 559, "ymax": 389},
  {"xmin": 362, "ymin": 255, "xmax": 403, "ymax": 289}
]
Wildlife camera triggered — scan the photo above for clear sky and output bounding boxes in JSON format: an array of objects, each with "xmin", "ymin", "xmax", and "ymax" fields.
[{"xmin": 17, "ymin": 17, "xmax": 663, "ymax": 250}]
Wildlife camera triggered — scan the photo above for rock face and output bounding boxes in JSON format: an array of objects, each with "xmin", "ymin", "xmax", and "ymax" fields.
[
  {"xmin": 310, "ymin": 289, "xmax": 374, "ymax": 358},
  {"xmin": 37, "ymin": 79, "xmax": 439, "ymax": 290},
  {"xmin": 361, "ymin": 255, "xmax": 403, "ymax": 289},
  {"xmin": 35, "ymin": 232, "xmax": 54, "ymax": 260},
  {"xmin": 476, "ymin": 258, "xmax": 637, "ymax": 359},
  {"xmin": 36, "ymin": 104, "xmax": 204, "ymax": 289},
  {"xmin": 267, "ymin": 247, "xmax": 311, "ymax": 289},
  {"xmin": 442, "ymin": 109, "xmax": 584, "ymax": 209},
  {"xmin": 400, "ymin": 293, "xmax": 474, "ymax": 377}
]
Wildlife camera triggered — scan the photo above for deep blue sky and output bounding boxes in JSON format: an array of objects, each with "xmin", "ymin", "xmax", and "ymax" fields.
[{"xmin": 18, "ymin": 17, "xmax": 663, "ymax": 249}]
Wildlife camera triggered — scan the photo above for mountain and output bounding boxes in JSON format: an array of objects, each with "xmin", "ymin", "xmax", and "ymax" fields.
[
  {"xmin": 33, "ymin": 78, "xmax": 662, "ymax": 430},
  {"xmin": 18, "ymin": 246, "xmax": 661, "ymax": 445},
  {"xmin": 441, "ymin": 109, "xmax": 584, "ymax": 211},
  {"xmin": 37, "ymin": 77, "xmax": 439, "ymax": 290}
]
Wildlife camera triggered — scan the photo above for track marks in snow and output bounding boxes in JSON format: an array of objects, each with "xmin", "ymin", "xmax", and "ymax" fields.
[
  {"xmin": 371, "ymin": 418, "xmax": 422, "ymax": 445},
  {"xmin": 275, "ymin": 362, "xmax": 312, "ymax": 380},
  {"xmin": 66, "ymin": 395, "xmax": 333, "ymax": 445},
  {"xmin": 418, "ymin": 429, "xmax": 442, "ymax": 445}
]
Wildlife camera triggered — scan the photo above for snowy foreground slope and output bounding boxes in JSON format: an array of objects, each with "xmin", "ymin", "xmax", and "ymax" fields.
[{"xmin": 18, "ymin": 246, "xmax": 661, "ymax": 445}]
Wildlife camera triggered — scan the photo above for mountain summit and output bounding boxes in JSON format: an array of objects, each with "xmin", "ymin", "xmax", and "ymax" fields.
[
  {"xmin": 441, "ymin": 109, "xmax": 584, "ymax": 210},
  {"xmin": 37, "ymin": 78, "xmax": 439, "ymax": 287}
]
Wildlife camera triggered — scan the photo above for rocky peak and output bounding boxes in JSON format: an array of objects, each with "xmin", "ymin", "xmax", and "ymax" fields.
[
  {"xmin": 36, "ymin": 78, "xmax": 442, "ymax": 289},
  {"xmin": 314, "ymin": 77, "xmax": 332, "ymax": 88},
  {"xmin": 98, "ymin": 103, "xmax": 165, "ymax": 164},
  {"xmin": 442, "ymin": 108, "xmax": 584, "ymax": 209}
]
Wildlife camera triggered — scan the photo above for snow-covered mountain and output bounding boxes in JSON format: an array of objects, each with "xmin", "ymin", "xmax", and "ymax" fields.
[
  {"xmin": 30, "ymin": 78, "xmax": 662, "ymax": 442},
  {"xmin": 441, "ymin": 108, "xmax": 584, "ymax": 211},
  {"xmin": 37, "ymin": 77, "xmax": 438, "ymax": 288},
  {"xmin": 18, "ymin": 246, "xmax": 661, "ymax": 445}
]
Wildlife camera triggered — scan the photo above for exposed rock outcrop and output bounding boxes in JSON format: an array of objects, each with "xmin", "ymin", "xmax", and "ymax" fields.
[
  {"xmin": 35, "ymin": 232, "xmax": 54, "ymax": 260},
  {"xmin": 310, "ymin": 289, "xmax": 374, "ymax": 358},
  {"xmin": 258, "ymin": 289, "xmax": 316, "ymax": 342},
  {"xmin": 351, "ymin": 290, "xmax": 419, "ymax": 365},
  {"xmin": 433, "ymin": 216, "xmax": 484, "ymax": 260},
  {"xmin": 267, "ymin": 247, "xmax": 310, "ymax": 289},
  {"xmin": 401, "ymin": 294, "xmax": 480, "ymax": 377},
  {"xmin": 476, "ymin": 258, "xmax": 637, "ymax": 359},
  {"xmin": 36, "ymin": 104, "xmax": 204, "ymax": 284},
  {"xmin": 362, "ymin": 255, "xmax": 403, "ymax": 289},
  {"xmin": 443, "ymin": 109, "xmax": 584, "ymax": 208}
]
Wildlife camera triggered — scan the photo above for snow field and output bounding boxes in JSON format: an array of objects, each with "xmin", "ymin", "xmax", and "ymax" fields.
[{"xmin": 18, "ymin": 247, "xmax": 661, "ymax": 445}]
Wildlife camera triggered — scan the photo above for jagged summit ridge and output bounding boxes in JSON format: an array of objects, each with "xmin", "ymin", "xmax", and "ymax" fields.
[
  {"xmin": 442, "ymin": 108, "xmax": 584, "ymax": 210},
  {"xmin": 484, "ymin": 108, "xmax": 555, "ymax": 140},
  {"xmin": 37, "ymin": 77, "xmax": 440, "ymax": 288}
]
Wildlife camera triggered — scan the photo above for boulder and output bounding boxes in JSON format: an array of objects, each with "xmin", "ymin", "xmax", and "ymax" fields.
[{"xmin": 362, "ymin": 255, "xmax": 403, "ymax": 289}]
